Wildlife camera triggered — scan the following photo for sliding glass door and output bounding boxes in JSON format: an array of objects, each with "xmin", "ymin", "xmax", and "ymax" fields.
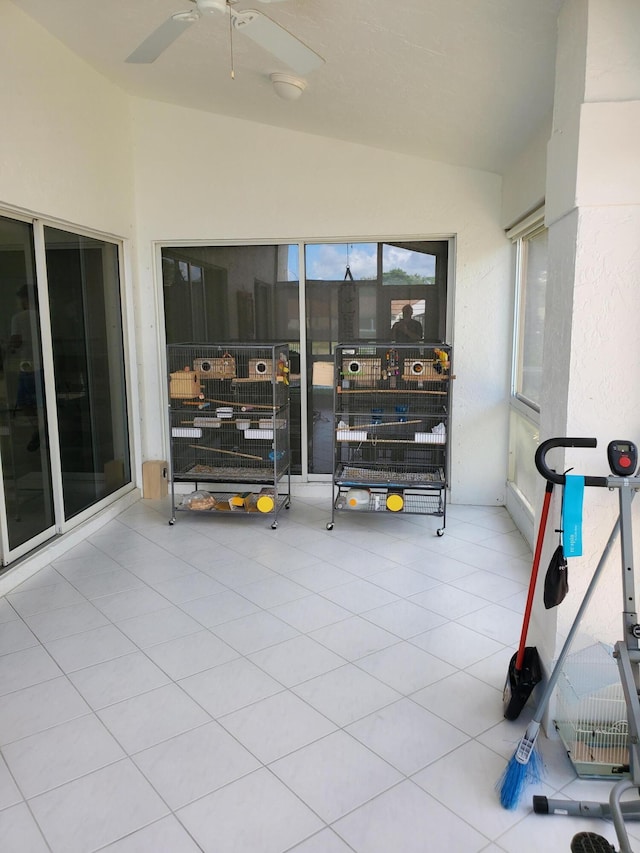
[
  {"xmin": 0, "ymin": 217, "xmax": 54, "ymax": 552},
  {"xmin": 0, "ymin": 216, "xmax": 131, "ymax": 567},
  {"xmin": 45, "ymin": 227, "xmax": 131, "ymax": 519}
]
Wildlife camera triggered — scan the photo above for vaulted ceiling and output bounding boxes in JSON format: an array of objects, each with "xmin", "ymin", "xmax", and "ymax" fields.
[{"xmin": 14, "ymin": 0, "xmax": 563, "ymax": 174}]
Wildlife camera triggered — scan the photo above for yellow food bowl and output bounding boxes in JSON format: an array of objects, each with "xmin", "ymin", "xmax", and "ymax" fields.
[
  {"xmin": 386, "ymin": 493, "xmax": 404, "ymax": 512},
  {"xmin": 256, "ymin": 494, "xmax": 275, "ymax": 513}
]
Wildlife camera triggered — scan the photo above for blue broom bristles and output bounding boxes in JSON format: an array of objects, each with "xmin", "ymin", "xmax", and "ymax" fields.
[{"xmin": 497, "ymin": 738, "xmax": 543, "ymax": 810}]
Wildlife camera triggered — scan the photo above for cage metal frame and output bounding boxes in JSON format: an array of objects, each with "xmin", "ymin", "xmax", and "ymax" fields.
[{"xmin": 554, "ymin": 641, "xmax": 630, "ymax": 778}]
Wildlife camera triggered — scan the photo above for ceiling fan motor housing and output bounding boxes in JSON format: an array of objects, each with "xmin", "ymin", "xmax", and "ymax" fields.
[{"xmin": 196, "ymin": 0, "xmax": 230, "ymax": 15}]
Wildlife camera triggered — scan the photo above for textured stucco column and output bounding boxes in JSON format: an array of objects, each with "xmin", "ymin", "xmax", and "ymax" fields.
[{"xmin": 530, "ymin": 0, "xmax": 640, "ymax": 670}]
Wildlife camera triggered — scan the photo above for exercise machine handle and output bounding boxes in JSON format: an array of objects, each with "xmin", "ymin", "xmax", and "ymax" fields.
[{"xmin": 535, "ymin": 437, "xmax": 608, "ymax": 487}]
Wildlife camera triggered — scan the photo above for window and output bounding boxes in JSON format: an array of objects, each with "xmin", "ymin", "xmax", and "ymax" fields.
[
  {"xmin": 304, "ymin": 241, "xmax": 448, "ymax": 473},
  {"xmin": 161, "ymin": 244, "xmax": 302, "ymax": 472},
  {"xmin": 162, "ymin": 253, "xmax": 227, "ymax": 343},
  {"xmin": 507, "ymin": 209, "xmax": 547, "ymax": 522},
  {"xmin": 160, "ymin": 240, "xmax": 450, "ymax": 477},
  {"xmin": 513, "ymin": 225, "xmax": 548, "ymax": 410}
]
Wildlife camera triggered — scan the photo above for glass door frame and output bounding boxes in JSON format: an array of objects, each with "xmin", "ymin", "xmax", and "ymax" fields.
[
  {"xmin": 0, "ymin": 210, "xmax": 138, "ymax": 567},
  {"xmin": 0, "ymin": 213, "xmax": 56, "ymax": 563}
]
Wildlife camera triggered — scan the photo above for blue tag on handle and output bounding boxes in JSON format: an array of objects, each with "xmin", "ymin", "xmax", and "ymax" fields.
[{"xmin": 563, "ymin": 475, "xmax": 585, "ymax": 557}]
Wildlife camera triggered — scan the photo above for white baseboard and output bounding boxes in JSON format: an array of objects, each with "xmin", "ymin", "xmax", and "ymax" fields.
[{"xmin": 505, "ymin": 481, "xmax": 534, "ymax": 549}]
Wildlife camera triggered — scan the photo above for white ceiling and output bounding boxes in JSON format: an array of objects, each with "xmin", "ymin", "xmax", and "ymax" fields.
[{"xmin": 14, "ymin": 0, "xmax": 562, "ymax": 174}]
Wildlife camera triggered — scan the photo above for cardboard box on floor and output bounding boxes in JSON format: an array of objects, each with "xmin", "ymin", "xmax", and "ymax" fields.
[{"xmin": 142, "ymin": 460, "xmax": 168, "ymax": 500}]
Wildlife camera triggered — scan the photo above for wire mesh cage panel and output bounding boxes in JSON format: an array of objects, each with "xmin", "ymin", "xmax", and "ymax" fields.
[
  {"xmin": 329, "ymin": 343, "xmax": 452, "ymax": 532},
  {"xmin": 554, "ymin": 642, "xmax": 630, "ymax": 778},
  {"xmin": 167, "ymin": 343, "xmax": 291, "ymax": 527}
]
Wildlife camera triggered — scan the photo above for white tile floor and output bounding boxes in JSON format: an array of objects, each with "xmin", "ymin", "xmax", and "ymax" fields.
[{"xmin": 0, "ymin": 495, "xmax": 634, "ymax": 852}]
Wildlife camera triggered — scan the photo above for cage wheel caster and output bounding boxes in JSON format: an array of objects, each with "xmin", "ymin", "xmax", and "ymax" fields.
[
  {"xmin": 271, "ymin": 522, "xmax": 278, "ymax": 529},
  {"xmin": 169, "ymin": 519, "xmax": 175, "ymax": 526},
  {"xmin": 326, "ymin": 522, "xmax": 334, "ymax": 530},
  {"xmin": 285, "ymin": 501, "xmax": 290, "ymax": 509},
  {"xmin": 436, "ymin": 528, "xmax": 444, "ymax": 537}
]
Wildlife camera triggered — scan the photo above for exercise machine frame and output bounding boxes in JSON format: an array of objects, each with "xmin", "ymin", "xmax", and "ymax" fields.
[{"xmin": 534, "ymin": 437, "xmax": 640, "ymax": 853}]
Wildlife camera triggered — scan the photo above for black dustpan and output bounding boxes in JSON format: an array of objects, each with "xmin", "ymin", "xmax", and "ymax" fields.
[{"xmin": 503, "ymin": 646, "xmax": 543, "ymax": 720}]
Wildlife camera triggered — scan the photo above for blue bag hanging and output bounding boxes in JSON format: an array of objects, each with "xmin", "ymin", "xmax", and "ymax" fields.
[
  {"xmin": 543, "ymin": 476, "xmax": 583, "ymax": 609},
  {"xmin": 562, "ymin": 474, "xmax": 585, "ymax": 557}
]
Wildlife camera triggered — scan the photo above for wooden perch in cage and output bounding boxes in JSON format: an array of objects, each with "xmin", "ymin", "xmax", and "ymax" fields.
[
  {"xmin": 205, "ymin": 397, "xmax": 275, "ymax": 410},
  {"xmin": 182, "ymin": 397, "xmax": 276, "ymax": 410},
  {"xmin": 188, "ymin": 444, "xmax": 263, "ymax": 461},
  {"xmin": 337, "ymin": 388, "xmax": 447, "ymax": 396},
  {"xmin": 339, "ymin": 419, "xmax": 422, "ymax": 431},
  {"xmin": 181, "ymin": 419, "xmax": 257, "ymax": 426},
  {"xmin": 354, "ymin": 438, "xmax": 435, "ymax": 444},
  {"xmin": 233, "ymin": 377, "xmax": 288, "ymax": 384}
]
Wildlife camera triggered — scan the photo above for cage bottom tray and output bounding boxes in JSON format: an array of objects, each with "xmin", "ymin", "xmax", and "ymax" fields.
[
  {"xmin": 336, "ymin": 465, "xmax": 445, "ymax": 487},
  {"xmin": 335, "ymin": 490, "xmax": 443, "ymax": 516},
  {"xmin": 175, "ymin": 490, "xmax": 289, "ymax": 517},
  {"xmin": 176, "ymin": 464, "xmax": 288, "ymax": 482},
  {"xmin": 554, "ymin": 719, "xmax": 630, "ymax": 779}
]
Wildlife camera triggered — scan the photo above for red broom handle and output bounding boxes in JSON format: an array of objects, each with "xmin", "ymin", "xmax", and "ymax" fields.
[{"xmin": 515, "ymin": 480, "xmax": 554, "ymax": 672}]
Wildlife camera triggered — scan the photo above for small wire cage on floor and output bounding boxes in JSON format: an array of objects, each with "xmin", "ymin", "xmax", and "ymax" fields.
[{"xmin": 554, "ymin": 642, "xmax": 630, "ymax": 779}]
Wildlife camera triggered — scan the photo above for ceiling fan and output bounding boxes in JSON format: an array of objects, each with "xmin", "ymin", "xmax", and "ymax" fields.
[{"xmin": 126, "ymin": 0, "xmax": 324, "ymax": 76}]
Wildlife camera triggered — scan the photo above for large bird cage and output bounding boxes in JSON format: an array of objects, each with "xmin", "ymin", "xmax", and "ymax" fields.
[
  {"xmin": 554, "ymin": 642, "xmax": 630, "ymax": 778},
  {"xmin": 328, "ymin": 342, "xmax": 452, "ymax": 533},
  {"xmin": 167, "ymin": 342, "xmax": 291, "ymax": 528}
]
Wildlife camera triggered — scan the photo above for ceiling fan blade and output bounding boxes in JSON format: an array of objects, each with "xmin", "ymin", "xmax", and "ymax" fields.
[
  {"xmin": 233, "ymin": 10, "xmax": 324, "ymax": 75},
  {"xmin": 126, "ymin": 15, "xmax": 196, "ymax": 64}
]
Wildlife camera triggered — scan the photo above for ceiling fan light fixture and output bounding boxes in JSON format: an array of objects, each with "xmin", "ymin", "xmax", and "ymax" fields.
[
  {"xmin": 270, "ymin": 72, "xmax": 306, "ymax": 101},
  {"xmin": 196, "ymin": 0, "xmax": 228, "ymax": 15}
]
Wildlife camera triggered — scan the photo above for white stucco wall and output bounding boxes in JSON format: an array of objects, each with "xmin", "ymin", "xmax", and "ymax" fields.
[
  {"xmin": 130, "ymin": 98, "xmax": 512, "ymax": 504},
  {"xmin": 0, "ymin": 4, "xmax": 134, "ymax": 235},
  {"xmin": 501, "ymin": 115, "xmax": 552, "ymax": 228}
]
